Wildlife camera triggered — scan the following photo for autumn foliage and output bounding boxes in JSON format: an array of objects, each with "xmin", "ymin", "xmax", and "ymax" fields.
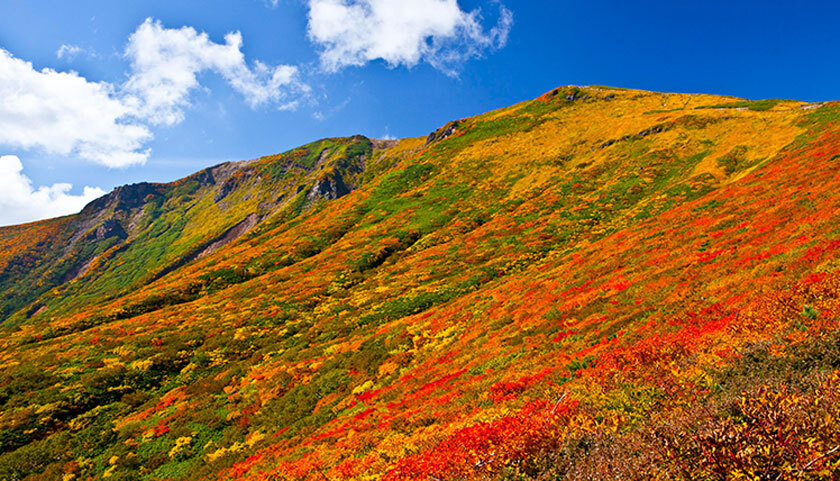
[{"xmin": 1, "ymin": 86, "xmax": 840, "ymax": 479}]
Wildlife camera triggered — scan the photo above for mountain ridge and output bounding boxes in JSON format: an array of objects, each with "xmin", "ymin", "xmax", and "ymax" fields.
[{"xmin": 2, "ymin": 85, "xmax": 840, "ymax": 480}]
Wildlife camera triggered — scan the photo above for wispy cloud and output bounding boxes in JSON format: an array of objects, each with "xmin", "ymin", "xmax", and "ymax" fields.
[
  {"xmin": 56, "ymin": 44, "xmax": 84, "ymax": 59},
  {"xmin": 312, "ymin": 96, "xmax": 351, "ymax": 121}
]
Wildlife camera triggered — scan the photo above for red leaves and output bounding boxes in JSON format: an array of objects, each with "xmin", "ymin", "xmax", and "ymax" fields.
[
  {"xmin": 384, "ymin": 398, "xmax": 579, "ymax": 480},
  {"xmin": 154, "ymin": 396, "xmax": 177, "ymax": 411},
  {"xmin": 411, "ymin": 370, "xmax": 467, "ymax": 399},
  {"xmin": 604, "ymin": 276, "xmax": 632, "ymax": 292},
  {"xmin": 697, "ymin": 249, "xmax": 726, "ymax": 263},
  {"xmin": 804, "ymin": 272, "xmax": 829, "ymax": 284},
  {"xmin": 12, "ymin": 93, "xmax": 840, "ymax": 481},
  {"xmin": 489, "ymin": 381, "xmax": 529, "ymax": 403},
  {"xmin": 550, "ymin": 329, "xmax": 577, "ymax": 343},
  {"xmin": 353, "ymin": 408, "xmax": 375, "ymax": 421},
  {"xmin": 355, "ymin": 389, "xmax": 378, "ymax": 403},
  {"xmin": 152, "ymin": 423, "xmax": 170, "ymax": 437},
  {"xmin": 487, "ymin": 369, "xmax": 555, "ymax": 403},
  {"xmin": 332, "ymin": 455, "xmax": 375, "ymax": 478},
  {"xmin": 229, "ymin": 453, "xmax": 265, "ymax": 478},
  {"xmin": 802, "ymin": 239, "xmax": 840, "ymax": 264}
]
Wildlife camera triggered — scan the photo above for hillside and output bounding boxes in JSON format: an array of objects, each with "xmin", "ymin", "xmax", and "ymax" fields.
[{"xmin": 2, "ymin": 86, "xmax": 840, "ymax": 480}]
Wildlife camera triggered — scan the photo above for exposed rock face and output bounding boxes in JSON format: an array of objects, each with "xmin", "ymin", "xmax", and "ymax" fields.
[
  {"xmin": 66, "ymin": 182, "xmax": 165, "ymax": 253},
  {"xmin": 371, "ymin": 138, "xmax": 399, "ymax": 150},
  {"xmin": 308, "ymin": 170, "xmax": 350, "ymax": 201},
  {"xmin": 195, "ymin": 213, "xmax": 261, "ymax": 260},
  {"xmin": 81, "ymin": 182, "xmax": 162, "ymax": 216},
  {"xmin": 426, "ymin": 121, "xmax": 460, "ymax": 146},
  {"xmin": 598, "ymin": 123, "xmax": 672, "ymax": 150},
  {"xmin": 184, "ymin": 169, "xmax": 215, "ymax": 187},
  {"xmin": 215, "ymin": 175, "xmax": 241, "ymax": 203},
  {"xmin": 86, "ymin": 219, "xmax": 127, "ymax": 241},
  {"xmin": 209, "ymin": 162, "xmax": 257, "ymax": 204}
]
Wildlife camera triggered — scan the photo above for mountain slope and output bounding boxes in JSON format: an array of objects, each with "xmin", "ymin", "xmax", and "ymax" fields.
[
  {"xmin": 0, "ymin": 135, "xmax": 405, "ymax": 323},
  {"xmin": 2, "ymin": 86, "xmax": 840, "ymax": 480}
]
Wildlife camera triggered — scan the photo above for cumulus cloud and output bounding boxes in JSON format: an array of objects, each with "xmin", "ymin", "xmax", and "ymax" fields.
[
  {"xmin": 307, "ymin": 0, "xmax": 512, "ymax": 73},
  {"xmin": 124, "ymin": 18, "xmax": 309, "ymax": 126},
  {"xmin": 0, "ymin": 48, "xmax": 152, "ymax": 167},
  {"xmin": 0, "ymin": 19, "xmax": 309, "ymax": 168},
  {"xmin": 0, "ymin": 155, "xmax": 106, "ymax": 226}
]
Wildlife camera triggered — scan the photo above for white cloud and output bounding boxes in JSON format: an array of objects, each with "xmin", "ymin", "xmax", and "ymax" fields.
[
  {"xmin": 307, "ymin": 0, "xmax": 512, "ymax": 73},
  {"xmin": 0, "ymin": 48, "xmax": 152, "ymax": 168},
  {"xmin": 0, "ymin": 155, "xmax": 106, "ymax": 226},
  {"xmin": 0, "ymin": 19, "xmax": 309, "ymax": 168},
  {"xmin": 56, "ymin": 44, "xmax": 84, "ymax": 59},
  {"xmin": 124, "ymin": 18, "xmax": 309, "ymax": 126}
]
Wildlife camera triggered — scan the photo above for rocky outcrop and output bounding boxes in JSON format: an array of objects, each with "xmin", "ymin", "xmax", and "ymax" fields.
[
  {"xmin": 598, "ymin": 123, "xmax": 672, "ymax": 150},
  {"xmin": 426, "ymin": 121, "xmax": 460, "ymax": 146},
  {"xmin": 80, "ymin": 182, "xmax": 162, "ymax": 216},
  {"xmin": 308, "ymin": 170, "xmax": 351, "ymax": 201},
  {"xmin": 84, "ymin": 219, "xmax": 127, "ymax": 241},
  {"xmin": 195, "ymin": 213, "xmax": 261, "ymax": 260},
  {"xmin": 215, "ymin": 174, "xmax": 242, "ymax": 202}
]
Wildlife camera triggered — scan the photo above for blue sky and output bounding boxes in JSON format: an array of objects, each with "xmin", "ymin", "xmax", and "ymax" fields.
[{"xmin": 1, "ymin": 0, "xmax": 839, "ymax": 225}]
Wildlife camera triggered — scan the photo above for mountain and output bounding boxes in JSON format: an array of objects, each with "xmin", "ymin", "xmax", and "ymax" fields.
[{"xmin": 2, "ymin": 86, "xmax": 840, "ymax": 480}]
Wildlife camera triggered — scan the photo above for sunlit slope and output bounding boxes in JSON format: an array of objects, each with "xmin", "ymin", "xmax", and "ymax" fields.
[{"xmin": 2, "ymin": 86, "xmax": 840, "ymax": 480}]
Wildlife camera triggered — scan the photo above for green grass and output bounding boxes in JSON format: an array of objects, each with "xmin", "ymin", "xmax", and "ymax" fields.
[{"xmin": 696, "ymin": 99, "xmax": 787, "ymax": 112}]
